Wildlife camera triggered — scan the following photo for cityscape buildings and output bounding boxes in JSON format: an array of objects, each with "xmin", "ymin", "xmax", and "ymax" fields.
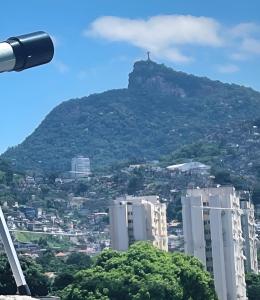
[
  {"xmin": 167, "ymin": 161, "xmax": 211, "ymax": 174},
  {"xmin": 240, "ymin": 198, "xmax": 258, "ymax": 274},
  {"xmin": 109, "ymin": 195, "xmax": 168, "ymax": 251},
  {"xmin": 182, "ymin": 186, "xmax": 247, "ymax": 300},
  {"xmin": 71, "ymin": 156, "xmax": 91, "ymax": 179}
]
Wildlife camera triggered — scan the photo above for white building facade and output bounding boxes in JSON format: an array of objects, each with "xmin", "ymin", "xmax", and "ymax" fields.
[
  {"xmin": 109, "ymin": 195, "xmax": 168, "ymax": 251},
  {"xmin": 240, "ymin": 199, "xmax": 258, "ymax": 274},
  {"xmin": 71, "ymin": 156, "xmax": 91, "ymax": 178},
  {"xmin": 182, "ymin": 187, "xmax": 247, "ymax": 300}
]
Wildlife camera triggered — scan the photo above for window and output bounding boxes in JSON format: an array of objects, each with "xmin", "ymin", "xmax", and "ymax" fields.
[{"xmin": 206, "ymin": 240, "xmax": 211, "ymax": 246}]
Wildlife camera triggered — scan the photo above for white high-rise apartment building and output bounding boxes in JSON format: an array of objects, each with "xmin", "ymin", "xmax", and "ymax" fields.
[
  {"xmin": 109, "ymin": 195, "xmax": 168, "ymax": 251},
  {"xmin": 71, "ymin": 156, "xmax": 91, "ymax": 178},
  {"xmin": 182, "ymin": 186, "xmax": 247, "ymax": 300},
  {"xmin": 240, "ymin": 199, "xmax": 258, "ymax": 274}
]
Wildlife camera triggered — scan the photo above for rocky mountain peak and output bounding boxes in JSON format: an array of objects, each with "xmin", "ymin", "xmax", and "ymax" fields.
[
  {"xmin": 3, "ymin": 59, "xmax": 260, "ymax": 173},
  {"xmin": 129, "ymin": 60, "xmax": 192, "ymax": 97}
]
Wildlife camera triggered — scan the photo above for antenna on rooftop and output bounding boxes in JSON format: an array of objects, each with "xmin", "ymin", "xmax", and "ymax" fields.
[{"xmin": 147, "ymin": 51, "xmax": 151, "ymax": 61}]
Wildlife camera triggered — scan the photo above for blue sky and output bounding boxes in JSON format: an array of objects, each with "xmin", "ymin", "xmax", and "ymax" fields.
[{"xmin": 1, "ymin": 0, "xmax": 260, "ymax": 154}]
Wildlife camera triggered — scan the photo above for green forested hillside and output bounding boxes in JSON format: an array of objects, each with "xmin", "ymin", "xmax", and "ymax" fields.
[{"xmin": 2, "ymin": 60, "xmax": 260, "ymax": 174}]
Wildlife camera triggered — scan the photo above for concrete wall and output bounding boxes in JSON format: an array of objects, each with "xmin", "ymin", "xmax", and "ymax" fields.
[{"xmin": 109, "ymin": 204, "xmax": 129, "ymax": 251}]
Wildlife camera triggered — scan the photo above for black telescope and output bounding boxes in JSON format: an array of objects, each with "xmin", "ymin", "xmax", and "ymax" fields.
[
  {"xmin": 0, "ymin": 30, "xmax": 54, "ymax": 297},
  {"xmin": 0, "ymin": 31, "xmax": 54, "ymax": 72}
]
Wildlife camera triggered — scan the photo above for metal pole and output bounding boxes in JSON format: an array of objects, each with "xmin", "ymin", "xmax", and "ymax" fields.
[{"xmin": 0, "ymin": 207, "xmax": 31, "ymax": 295}]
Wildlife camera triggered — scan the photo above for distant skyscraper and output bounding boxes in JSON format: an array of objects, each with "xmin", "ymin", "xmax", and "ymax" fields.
[
  {"xmin": 182, "ymin": 186, "xmax": 247, "ymax": 300},
  {"xmin": 240, "ymin": 198, "xmax": 258, "ymax": 274},
  {"xmin": 71, "ymin": 156, "xmax": 91, "ymax": 178},
  {"xmin": 109, "ymin": 195, "xmax": 168, "ymax": 251}
]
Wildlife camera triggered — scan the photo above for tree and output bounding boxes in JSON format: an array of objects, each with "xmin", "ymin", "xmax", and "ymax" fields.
[
  {"xmin": 53, "ymin": 272, "xmax": 74, "ymax": 292},
  {"xmin": 213, "ymin": 169, "xmax": 232, "ymax": 185},
  {"xmin": 38, "ymin": 237, "xmax": 48, "ymax": 248},
  {"xmin": 246, "ymin": 273, "xmax": 260, "ymax": 300},
  {"xmin": 0, "ymin": 253, "xmax": 50, "ymax": 296},
  {"xmin": 66, "ymin": 252, "xmax": 92, "ymax": 270},
  {"xmin": 0, "ymin": 254, "xmax": 17, "ymax": 295},
  {"xmin": 46, "ymin": 172, "xmax": 59, "ymax": 184},
  {"xmin": 36, "ymin": 250, "xmax": 65, "ymax": 272},
  {"xmin": 127, "ymin": 170, "xmax": 144, "ymax": 195},
  {"xmin": 0, "ymin": 159, "xmax": 13, "ymax": 185},
  {"xmin": 60, "ymin": 242, "xmax": 217, "ymax": 300},
  {"xmin": 75, "ymin": 182, "xmax": 89, "ymax": 195},
  {"xmin": 167, "ymin": 195, "xmax": 182, "ymax": 222},
  {"xmin": 252, "ymin": 184, "xmax": 260, "ymax": 205},
  {"xmin": 21, "ymin": 257, "xmax": 50, "ymax": 296}
]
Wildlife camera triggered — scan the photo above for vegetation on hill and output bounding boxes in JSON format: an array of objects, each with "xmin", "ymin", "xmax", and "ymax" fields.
[
  {"xmin": 14, "ymin": 232, "xmax": 73, "ymax": 251},
  {"xmin": 3, "ymin": 60, "xmax": 260, "ymax": 177},
  {"xmin": 0, "ymin": 158, "xmax": 25, "ymax": 206},
  {"xmin": 0, "ymin": 159, "xmax": 14, "ymax": 185}
]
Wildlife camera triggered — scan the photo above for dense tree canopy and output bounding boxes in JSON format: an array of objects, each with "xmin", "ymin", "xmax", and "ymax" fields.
[
  {"xmin": 66, "ymin": 252, "xmax": 92, "ymax": 269},
  {"xmin": 246, "ymin": 273, "xmax": 260, "ymax": 300},
  {"xmin": 0, "ymin": 253, "xmax": 50, "ymax": 297},
  {"xmin": 60, "ymin": 242, "xmax": 217, "ymax": 300},
  {"xmin": 36, "ymin": 250, "xmax": 92, "ymax": 274},
  {"xmin": 0, "ymin": 159, "xmax": 14, "ymax": 186}
]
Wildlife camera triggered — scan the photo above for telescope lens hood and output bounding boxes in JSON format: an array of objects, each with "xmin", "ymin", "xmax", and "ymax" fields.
[{"xmin": 6, "ymin": 31, "xmax": 54, "ymax": 71}]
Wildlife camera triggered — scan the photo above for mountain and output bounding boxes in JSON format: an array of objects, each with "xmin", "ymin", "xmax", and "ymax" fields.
[{"xmin": 2, "ymin": 60, "xmax": 260, "ymax": 174}]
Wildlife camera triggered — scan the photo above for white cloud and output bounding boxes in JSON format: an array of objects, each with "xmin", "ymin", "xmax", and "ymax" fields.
[
  {"xmin": 230, "ymin": 52, "xmax": 249, "ymax": 61},
  {"xmin": 229, "ymin": 23, "xmax": 260, "ymax": 60},
  {"xmin": 231, "ymin": 37, "xmax": 260, "ymax": 60},
  {"xmin": 85, "ymin": 15, "xmax": 260, "ymax": 66},
  {"xmin": 217, "ymin": 64, "xmax": 239, "ymax": 74},
  {"xmin": 229, "ymin": 22, "xmax": 260, "ymax": 38},
  {"xmin": 85, "ymin": 15, "xmax": 223, "ymax": 63},
  {"xmin": 241, "ymin": 38, "xmax": 260, "ymax": 54},
  {"xmin": 159, "ymin": 48, "xmax": 192, "ymax": 63}
]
